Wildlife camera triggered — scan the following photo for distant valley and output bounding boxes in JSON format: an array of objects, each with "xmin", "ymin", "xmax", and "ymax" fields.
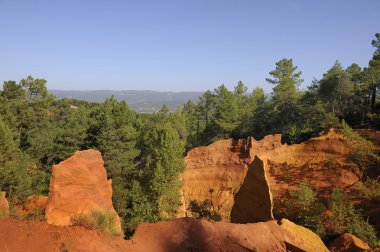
[{"xmin": 50, "ymin": 89, "xmax": 203, "ymax": 113}]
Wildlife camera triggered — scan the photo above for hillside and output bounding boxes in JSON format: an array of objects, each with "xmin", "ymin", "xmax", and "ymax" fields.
[{"xmin": 50, "ymin": 89, "xmax": 203, "ymax": 113}]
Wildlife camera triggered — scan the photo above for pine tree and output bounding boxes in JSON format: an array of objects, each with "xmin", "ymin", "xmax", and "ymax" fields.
[
  {"xmin": 87, "ymin": 96, "xmax": 140, "ymax": 234},
  {"xmin": 0, "ymin": 117, "xmax": 32, "ymax": 200},
  {"xmin": 139, "ymin": 112, "xmax": 185, "ymax": 220},
  {"xmin": 266, "ymin": 58, "xmax": 303, "ymax": 141}
]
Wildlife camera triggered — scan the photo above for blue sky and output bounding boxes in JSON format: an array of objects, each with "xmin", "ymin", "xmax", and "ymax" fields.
[{"xmin": 0, "ymin": 0, "xmax": 379, "ymax": 92}]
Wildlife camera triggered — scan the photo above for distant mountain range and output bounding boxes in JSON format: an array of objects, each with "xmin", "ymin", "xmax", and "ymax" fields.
[{"xmin": 50, "ymin": 90, "xmax": 203, "ymax": 113}]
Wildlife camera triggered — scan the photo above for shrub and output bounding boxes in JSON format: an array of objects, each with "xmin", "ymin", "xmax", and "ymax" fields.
[
  {"xmin": 24, "ymin": 207, "xmax": 45, "ymax": 221},
  {"xmin": 354, "ymin": 178, "xmax": 380, "ymax": 200},
  {"xmin": 285, "ymin": 183, "xmax": 326, "ymax": 238},
  {"xmin": 328, "ymin": 189, "xmax": 378, "ymax": 247},
  {"xmin": 341, "ymin": 120, "xmax": 379, "ymax": 163},
  {"xmin": 188, "ymin": 200, "xmax": 221, "ymax": 221},
  {"xmin": 347, "ymin": 216, "xmax": 378, "ymax": 247},
  {"xmin": 70, "ymin": 209, "xmax": 121, "ymax": 236}
]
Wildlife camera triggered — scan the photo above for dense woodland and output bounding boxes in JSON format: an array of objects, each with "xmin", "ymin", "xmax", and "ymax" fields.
[{"xmin": 0, "ymin": 33, "xmax": 380, "ymax": 240}]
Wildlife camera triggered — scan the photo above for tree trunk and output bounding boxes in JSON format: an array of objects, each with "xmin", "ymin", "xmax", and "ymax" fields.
[{"xmin": 371, "ymin": 83, "xmax": 377, "ymax": 113}]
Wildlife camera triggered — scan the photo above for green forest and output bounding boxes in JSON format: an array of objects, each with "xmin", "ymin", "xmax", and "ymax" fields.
[{"xmin": 0, "ymin": 33, "xmax": 379, "ymax": 239}]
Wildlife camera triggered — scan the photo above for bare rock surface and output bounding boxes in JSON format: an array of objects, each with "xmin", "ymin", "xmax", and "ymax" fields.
[
  {"xmin": 45, "ymin": 149, "xmax": 121, "ymax": 233},
  {"xmin": 279, "ymin": 218, "xmax": 329, "ymax": 252},
  {"xmin": 330, "ymin": 233, "xmax": 371, "ymax": 252}
]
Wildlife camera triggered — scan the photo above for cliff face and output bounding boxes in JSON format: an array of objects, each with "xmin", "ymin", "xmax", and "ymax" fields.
[
  {"xmin": 45, "ymin": 149, "xmax": 122, "ymax": 233},
  {"xmin": 230, "ymin": 155, "xmax": 274, "ymax": 224},
  {"xmin": 181, "ymin": 129, "xmax": 360, "ymax": 219}
]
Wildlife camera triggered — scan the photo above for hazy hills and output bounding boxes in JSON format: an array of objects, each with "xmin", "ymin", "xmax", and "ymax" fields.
[{"xmin": 50, "ymin": 89, "xmax": 203, "ymax": 113}]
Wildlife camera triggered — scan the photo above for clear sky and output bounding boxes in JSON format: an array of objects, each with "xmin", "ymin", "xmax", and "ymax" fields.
[{"xmin": 0, "ymin": 0, "xmax": 379, "ymax": 92}]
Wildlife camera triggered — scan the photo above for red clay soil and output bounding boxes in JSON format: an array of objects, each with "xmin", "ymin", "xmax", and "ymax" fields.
[{"xmin": 0, "ymin": 219, "xmax": 129, "ymax": 252}]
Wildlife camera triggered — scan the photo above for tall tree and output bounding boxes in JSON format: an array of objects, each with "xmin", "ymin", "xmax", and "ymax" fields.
[
  {"xmin": 266, "ymin": 58, "xmax": 303, "ymax": 141},
  {"xmin": 138, "ymin": 111, "xmax": 185, "ymax": 221},
  {"xmin": 0, "ymin": 116, "xmax": 32, "ymax": 200},
  {"xmin": 372, "ymin": 33, "xmax": 380, "ymax": 54},
  {"xmin": 318, "ymin": 61, "xmax": 354, "ymax": 118},
  {"xmin": 212, "ymin": 84, "xmax": 240, "ymax": 138},
  {"xmin": 87, "ymin": 96, "xmax": 140, "ymax": 233}
]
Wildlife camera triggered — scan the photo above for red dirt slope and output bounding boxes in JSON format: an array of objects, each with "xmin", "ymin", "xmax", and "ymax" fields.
[{"xmin": 0, "ymin": 219, "xmax": 129, "ymax": 252}]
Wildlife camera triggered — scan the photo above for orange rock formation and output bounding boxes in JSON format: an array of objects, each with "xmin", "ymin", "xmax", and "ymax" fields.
[
  {"xmin": 230, "ymin": 155, "xmax": 274, "ymax": 223},
  {"xmin": 181, "ymin": 129, "xmax": 360, "ymax": 219},
  {"xmin": 45, "ymin": 149, "xmax": 122, "ymax": 233},
  {"xmin": 329, "ymin": 233, "xmax": 371, "ymax": 252}
]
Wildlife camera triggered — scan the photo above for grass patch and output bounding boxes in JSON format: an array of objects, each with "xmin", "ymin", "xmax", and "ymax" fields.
[
  {"xmin": 341, "ymin": 120, "xmax": 379, "ymax": 163},
  {"xmin": 70, "ymin": 209, "xmax": 121, "ymax": 236}
]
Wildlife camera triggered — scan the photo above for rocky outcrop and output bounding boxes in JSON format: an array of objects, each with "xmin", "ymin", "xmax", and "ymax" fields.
[
  {"xmin": 329, "ymin": 233, "xmax": 371, "ymax": 252},
  {"xmin": 45, "ymin": 150, "xmax": 122, "ymax": 233},
  {"xmin": 181, "ymin": 129, "xmax": 359, "ymax": 219},
  {"xmin": 0, "ymin": 217, "xmax": 329, "ymax": 252},
  {"xmin": 230, "ymin": 155, "xmax": 274, "ymax": 223},
  {"xmin": 128, "ymin": 218, "xmax": 323, "ymax": 252},
  {"xmin": 279, "ymin": 219, "xmax": 329, "ymax": 252},
  {"xmin": 0, "ymin": 191, "xmax": 9, "ymax": 218},
  {"xmin": 181, "ymin": 135, "xmax": 283, "ymax": 219}
]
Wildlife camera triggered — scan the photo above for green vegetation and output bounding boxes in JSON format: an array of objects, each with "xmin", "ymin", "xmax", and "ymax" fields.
[
  {"xmin": 355, "ymin": 178, "xmax": 380, "ymax": 200},
  {"xmin": 70, "ymin": 210, "xmax": 122, "ymax": 236},
  {"xmin": 279, "ymin": 184, "xmax": 379, "ymax": 247},
  {"xmin": 0, "ymin": 77, "xmax": 186, "ymax": 237},
  {"xmin": 329, "ymin": 189, "xmax": 378, "ymax": 247},
  {"xmin": 184, "ymin": 34, "xmax": 380, "ymax": 146},
  {"xmin": 285, "ymin": 183, "xmax": 326, "ymax": 238},
  {"xmin": 341, "ymin": 120, "xmax": 379, "ymax": 163}
]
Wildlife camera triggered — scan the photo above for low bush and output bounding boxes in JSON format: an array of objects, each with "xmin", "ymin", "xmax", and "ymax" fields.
[
  {"xmin": 70, "ymin": 209, "xmax": 121, "ymax": 236},
  {"xmin": 341, "ymin": 120, "xmax": 379, "ymax": 163},
  {"xmin": 285, "ymin": 182, "xmax": 326, "ymax": 238},
  {"xmin": 328, "ymin": 189, "xmax": 378, "ymax": 247},
  {"xmin": 24, "ymin": 207, "xmax": 45, "ymax": 221}
]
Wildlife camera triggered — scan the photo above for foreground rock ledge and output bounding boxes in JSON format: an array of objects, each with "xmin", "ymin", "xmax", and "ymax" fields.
[
  {"xmin": 45, "ymin": 149, "xmax": 122, "ymax": 233},
  {"xmin": 0, "ymin": 217, "xmax": 330, "ymax": 252},
  {"xmin": 329, "ymin": 233, "xmax": 371, "ymax": 252}
]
